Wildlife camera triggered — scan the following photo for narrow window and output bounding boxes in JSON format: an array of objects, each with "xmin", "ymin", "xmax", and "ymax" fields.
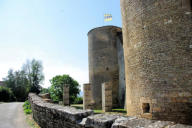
[{"xmin": 142, "ymin": 103, "xmax": 150, "ymax": 113}]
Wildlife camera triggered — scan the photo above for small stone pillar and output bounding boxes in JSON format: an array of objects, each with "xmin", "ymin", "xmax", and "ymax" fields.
[
  {"xmin": 83, "ymin": 83, "xmax": 93, "ymax": 109},
  {"xmin": 102, "ymin": 82, "xmax": 113, "ymax": 112},
  {"xmin": 63, "ymin": 84, "xmax": 70, "ymax": 106}
]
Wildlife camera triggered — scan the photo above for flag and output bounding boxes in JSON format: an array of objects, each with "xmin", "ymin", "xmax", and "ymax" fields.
[{"xmin": 104, "ymin": 14, "xmax": 112, "ymax": 22}]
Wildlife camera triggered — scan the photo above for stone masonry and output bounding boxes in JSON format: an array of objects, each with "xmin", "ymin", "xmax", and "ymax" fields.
[
  {"xmin": 63, "ymin": 85, "xmax": 69, "ymax": 106},
  {"xmin": 120, "ymin": 0, "xmax": 192, "ymax": 124},
  {"xmin": 83, "ymin": 83, "xmax": 93, "ymax": 110},
  {"xmin": 88, "ymin": 26, "xmax": 125, "ymax": 109},
  {"xmin": 29, "ymin": 93, "xmax": 192, "ymax": 128},
  {"xmin": 102, "ymin": 82, "xmax": 113, "ymax": 112}
]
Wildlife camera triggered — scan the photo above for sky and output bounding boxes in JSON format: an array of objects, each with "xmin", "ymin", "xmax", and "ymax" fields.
[{"xmin": 0, "ymin": 0, "xmax": 122, "ymax": 90}]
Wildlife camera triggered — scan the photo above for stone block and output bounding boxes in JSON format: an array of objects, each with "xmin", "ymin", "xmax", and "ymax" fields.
[{"xmin": 85, "ymin": 114, "xmax": 119, "ymax": 128}]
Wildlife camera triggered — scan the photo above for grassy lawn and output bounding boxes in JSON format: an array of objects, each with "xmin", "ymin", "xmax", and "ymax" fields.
[
  {"xmin": 94, "ymin": 109, "xmax": 126, "ymax": 115},
  {"xmin": 71, "ymin": 104, "xmax": 126, "ymax": 115}
]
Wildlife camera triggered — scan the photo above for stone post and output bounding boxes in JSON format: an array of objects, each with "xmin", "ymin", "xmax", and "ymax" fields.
[
  {"xmin": 63, "ymin": 84, "xmax": 70, "ymax": 106},
  {"xmin": 102, "ymin": 82, "xmax": 113, "ymax": 112},
  {"xmin": 83, "ymin": 83, "xmax": 93, "ymax": 109}
]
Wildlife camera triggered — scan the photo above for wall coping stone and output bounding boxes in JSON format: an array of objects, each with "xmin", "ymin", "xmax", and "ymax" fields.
[
  {"xmin": 85, "ymin": 114, "xmax": 120, "ymax": 128},
  {"xmin": 111, "ymin": 117, "xmax": 192, "ymax": 128}
]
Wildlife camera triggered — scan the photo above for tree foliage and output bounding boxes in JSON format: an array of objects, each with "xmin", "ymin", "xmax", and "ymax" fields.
[
  {"xmin": 4, "ymin": 69, "xmax": 29, "ymax": 101},
  {"xmin": 49, "ymin": 75, "xmax": 80, "ymax": 104},
  {"xmin": 3, "ymin": 59, "xmax": 44, "ymax": 101},
  {"xmin": 22, "ymin": 59, "xmax": 44, "ymax": 94},
  {"xmin": 0, "ymin": 86, "xmax": 16, "ymax": 102}
]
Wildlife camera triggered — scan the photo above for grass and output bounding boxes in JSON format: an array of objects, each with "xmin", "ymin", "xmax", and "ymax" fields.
[
  {"xmin": 71, "ymin": 104, "xmax": 126, "ymax": 115},
  {"xmin": 112, "ymin": 108, "xmax": 127, "ymax": 113},
  {"xmin": 71, "ymin": 104, "xmax": 83, "ymax": 109},
  {"xmin": 93, "ymin": 109, "xmax": 104, "ymax": 114},
  {"xmin": 26, "ymin": 114, "xmax": 40, "ymax": 128},
  {"xmin": 23, "ymin": 100, "xmax": 40, "ymax": 128},
  {"xmin": 93, "ymin": 109, "xmax": 126, "ymax": 115}
]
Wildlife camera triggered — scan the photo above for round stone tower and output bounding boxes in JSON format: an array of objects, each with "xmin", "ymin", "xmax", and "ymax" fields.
[
  {"xmin": 88, "ymin": 26, "xmax": 122, "ymax": 109},
  {"xmin": 121, "ymin": 0, "xmax": 192, "ymax": 124}
]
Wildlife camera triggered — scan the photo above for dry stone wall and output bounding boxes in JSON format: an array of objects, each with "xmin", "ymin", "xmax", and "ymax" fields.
[
  {"xmin": 29, "ymin": 93, "xmax": 93, "ymax": 128},
  {"xmin": 29, "ymin": 93, "xmax": 192, "ymax": 128}
]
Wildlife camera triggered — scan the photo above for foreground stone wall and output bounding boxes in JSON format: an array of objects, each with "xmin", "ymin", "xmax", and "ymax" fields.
[
  {"xmin": 121, "ymin": 0, "xmax": 192, "ymax": 124},
  {"xmin": 29, "ymin": 93, "xmax": 192, "ymax": 128},
  {"xmin": 29, "ymin": 93, "xmax": 93, "ymax": 128}
]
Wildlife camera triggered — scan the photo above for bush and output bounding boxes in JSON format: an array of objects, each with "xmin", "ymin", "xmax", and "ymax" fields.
[
  {"xmin": 73, "ymin": 97, "xmax": 83, "ymax": 104},
  {"xmin": 40, "ymin": 88, "xmax": 49, "ymax": 94},
  {"xmin": 23, "ymin": 100, "xmax": 32, "ymax": 114},
  {"xmin": 0, "ymin": 86, "xmax": 16, "ymax": 102}
]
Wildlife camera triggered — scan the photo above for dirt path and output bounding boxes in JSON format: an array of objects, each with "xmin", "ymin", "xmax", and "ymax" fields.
[{"xmin": 0, "ymin": 102, "xmax": 30, "ymax": 128}]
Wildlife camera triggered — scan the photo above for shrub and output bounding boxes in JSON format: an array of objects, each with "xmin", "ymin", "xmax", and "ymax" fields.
[
  {"xmin": 23, "ymin": 100, "xmax": 32, "ymax": 114},
  {"xmin": 40, "ymin": 88, "xmax": 49, "ymax": 94},
  {"xmin": 0, "ymin": 86, "xmax": 16, "ymax": 102},
  {"xmin": 73, "ymin": 97, "xmax": 83, "ymax": 104}
]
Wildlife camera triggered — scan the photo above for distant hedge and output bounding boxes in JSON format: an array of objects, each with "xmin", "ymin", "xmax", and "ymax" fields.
[{"xmin": 0, "ymin": 86, "xmax": 16, "ymax": 102}]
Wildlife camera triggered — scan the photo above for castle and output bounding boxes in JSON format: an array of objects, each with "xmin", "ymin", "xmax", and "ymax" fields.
[{"xmin": 84, "ymin": 0, "xmax": 192, "ymax": 124}]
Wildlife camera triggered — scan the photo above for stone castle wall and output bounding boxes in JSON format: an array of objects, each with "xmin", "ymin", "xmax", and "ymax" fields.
[
  {"xmin": 29, "ymin": 93, "xmax": 192, "ymax": 128},
  {"xmin": 121, "ymin": 0, "xmax": 192, "ymax": 124},
  {"xmin": 116, "ymin": 33, "xmax": 126, "ymax": 108}
]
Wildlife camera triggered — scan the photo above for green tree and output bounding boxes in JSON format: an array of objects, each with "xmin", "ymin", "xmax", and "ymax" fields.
[
  {"xmin": 4, "ymin": 69, "xmax": 15, "ymax": 90},
  {"xmin": 22, "ymin": 59, "xmax": 44, "ymax": 94},
  {"xmin": 4, "ymin": 70, "xmax": 29, "ymax": 101},
  {"xmin": 3, "ymin": 59, "xmax": 44, "ymax": 101},
  {"xmin": 40, "ymin": 88, "xmax": 49, "ymax": 94},
  {"xmin": 0, "ymin": 86, "xmax": 16, "ymax": 102},
  {"xmin": 49, "ymin": 75, "xmax": 80, "ymax": 104}
]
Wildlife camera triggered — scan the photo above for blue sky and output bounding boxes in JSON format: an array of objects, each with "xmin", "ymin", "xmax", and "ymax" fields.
[{"xmin": 0, "ymin": 0, "xmax": 122, "ymax": 89}]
